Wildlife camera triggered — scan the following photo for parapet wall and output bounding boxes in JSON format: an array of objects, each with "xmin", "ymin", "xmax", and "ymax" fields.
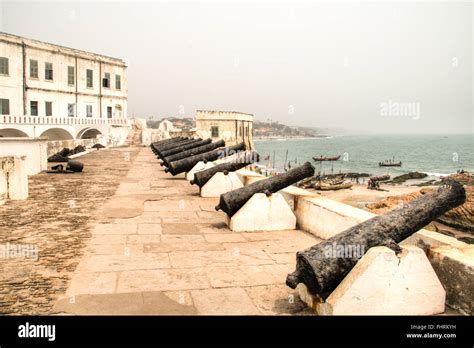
[
  {"xmin": 233, "ymin": 169, "xmax": 473, "ymax": 314},
  {"xmin": 0, "ymin": 138, "xmax": 48, "ymax": 175}
]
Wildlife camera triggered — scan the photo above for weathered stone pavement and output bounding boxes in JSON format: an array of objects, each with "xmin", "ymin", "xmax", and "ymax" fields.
[
  {"xmin": 0, "ymin": 147, "xmax": 140, "ymax": 314},
  {"xmin": 53, "ymin": 147, "xmax": 322, "ymax": 315}
]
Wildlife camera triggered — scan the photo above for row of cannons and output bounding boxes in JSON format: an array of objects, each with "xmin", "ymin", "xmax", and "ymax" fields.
[{"xmin": 151, "ymin": 137, "xmax": 467, "ymax": 315}]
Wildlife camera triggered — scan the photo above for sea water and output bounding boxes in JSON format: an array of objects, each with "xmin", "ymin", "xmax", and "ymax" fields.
[{"xmin": 254, "ymin": 134, "xmax": 473, "ymax": 179}]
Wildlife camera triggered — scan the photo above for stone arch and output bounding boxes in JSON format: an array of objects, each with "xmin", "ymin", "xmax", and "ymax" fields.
[
  {"xmin": 0, "ymin": 128, "xmax": 30, "ymax": 137},
  {"xmin": 39, "ymin": 128, "xmax": 74, "ymax": 140},
  {"xmin": 77, "ymin": 128, "xmax": 102, "ymax": 139}
]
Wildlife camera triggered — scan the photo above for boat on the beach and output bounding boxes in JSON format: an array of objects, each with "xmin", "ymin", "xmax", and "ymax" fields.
[
  {"xmin": 312, "ymin": 155, "xmax": 341, "ymax": 162},
  {"xmin": 370, "ymin": 174, "xmax": 390, "ymax": 181}
]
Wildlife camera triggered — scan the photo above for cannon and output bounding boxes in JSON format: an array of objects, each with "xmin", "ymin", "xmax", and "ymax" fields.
[
  {"xmin": 151, "ymin": 137, "xmax": 184, "ymax": 149},
  {"xmin": 165, "ymin": 143, "xmax": 246, "ymax": 176},
  {"xmin": 151, "ymin": 137, "xmax": 185, "ymax": 154},
  {"xmin": 154, "ymin": 138, "xmax": 197, "ymax": 156},
  {"xmin": 215, "ymin": 161, "xmax": 315, "ymax": 217},
  {"xmin": 155, "ymin": 138, "xmax": 202, "ymax": 159},
  {"xmin": 47, "ymin": 160, "xmax": 84, "ymax": 174},
  {"xmin": 156, "ymin": 138, "xmax": 203, "ymax": 159},
  {"xmin": 285, "ymin": 179, "xmax": 466, "ymax": 301},
  {"xmin": 160, "ymin": 140, "xmax": 225, "ymax": 167},
  {"xmin": 190, "ymin": 151, "xmax": 260, "ymax": 187},
  {"xmin": 159, "ymin": 138, "xmax": 212, "ymax": 158}
]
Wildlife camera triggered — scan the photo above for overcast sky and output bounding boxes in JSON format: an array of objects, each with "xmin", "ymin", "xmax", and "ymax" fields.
[{"xmin": 1, "ymin": 0, "xmax": 472, "ymax": 134}]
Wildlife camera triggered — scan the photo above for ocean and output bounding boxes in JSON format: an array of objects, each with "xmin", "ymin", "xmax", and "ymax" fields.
[{"xmin": 254, "ymin": 134, "xmax": 474, "ymax": 179}]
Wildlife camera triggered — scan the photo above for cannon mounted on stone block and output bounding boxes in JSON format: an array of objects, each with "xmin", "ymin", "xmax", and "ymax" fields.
[
  {"xmin": 191, "ymin": 151, "xmax": 260, "ymax": 187},
  {"xmin": 285, "ymin": 179, "xmax": 466, "ymax": 301},
  {"xmin": 165, "ymin": 143, "xmax": 246, "ymax": 176},
  {"xmin": 215, "ymin": 161, "xmax": 315, "ymax": 217}
]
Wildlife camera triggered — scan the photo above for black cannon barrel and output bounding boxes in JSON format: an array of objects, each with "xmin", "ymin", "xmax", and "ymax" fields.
[
  {"xmin": 215, "ymin": 161, "xmax": 315, "ymax": 217},
  {"xmin": 67, "ymin": 160, "xmax": 84, "ymax": 172},
  {"xmin": 154, "ymin": 139, "xmax": 196, "ymax": 157},
  {"xmin": 160, "ymin": 138, "xmax": 213, "ymax": 159},
  {"xmin": 161, "ymin": 140, "xmax": 226, "ymax": 167},
  {"xmin": 151, "ymin": 137, "xmax": 186, "ymax": 153},
  {"xmin": 191, "ymin": 151, "xmax": 260, "ymax": 187},
  {"xmin": 151, "ymin": 137, "xmax": 183, "ymax": 147},
  {"xmin": 285, "ymin": 179, "xmax": 466, "ymax": 301},
  {"xmin": 165, "ymin": 143, "xmax": 246, "ymax": 176},
  {"xmin": 156, "ymin": 138, "xmax": 203, "ymax": 159}
]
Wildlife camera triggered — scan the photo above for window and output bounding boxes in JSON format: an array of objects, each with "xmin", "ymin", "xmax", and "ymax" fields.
[
  {"xmin": 0, "ymin": 99, "xmax": 10, "ymax": 115},
  {"xmin": 45, "ymin": 62, "xmax": 53, "ymax": 80},
  {"xmin": 45, "ymin": 102, "xmax": 52, "ymax": 116},
  {"xmin": 0, "ymin": 57, "xmax": 8, "ymax": 75},
  {"xmin": 68, "ymin": 66, "xmax": 75, "ymax": 85},
  {"xmin": 68, "ymin": 103, "xmax": 75, "ymax": 117},
  {"xmin": 211, "ymin": 126, "xmax": 219, "ymax": 138},
  {"xmin": 115, "ymin": 75, "xmax": 121, "ymax": 90},
  {"xmin": 102, "ymin": 73, "xmax": 110, "ymax": 88},
  {"xmin": 114, "ymin": 105, "xmax": 122, "ymax": 118},
  {"xmin": 86, "ymin": 105, "xmax": 93, "ymax": 117},
  {"xmin": 86, "ymin": 69, "xmax": 93, "ymax": 88},
  {"xmin": 107, "ymin": 106, "xmax": 112, "ymax": 118},
  {"xmin": 30, "ymin": 101, "xmax": 38, "ymax": 116},
  {"xmin": 30, "ymin": 60, "xmax": 38, "ymax": 78}
]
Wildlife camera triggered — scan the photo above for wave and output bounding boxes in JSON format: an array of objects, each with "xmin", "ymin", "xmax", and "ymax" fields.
[{"xmin": 424, "ymin": 172, "xmax": 455, "ymax": 177}]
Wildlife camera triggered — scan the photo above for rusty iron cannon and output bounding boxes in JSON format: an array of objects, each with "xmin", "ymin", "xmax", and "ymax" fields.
[
  {"xmin": 155, "ymin": 138, "xmax": 203, "ymax": 159},
  {"xmin": 190, "ymin": 151, "xmax": 260, "ymax": 187},
  {"xmin": 285, "ymin": 179, "xmax": 466, "ymax": 301},
  {"xmin": 160, "ymin": 140, "xmax": 225, "ymax": 167},
  {"xmin": 151, "ymin": 137, "xmax": 186, "ymax": 154},
  {"xmin": 159, "ymin": 138, "xmax": 213, "ymax": 159},
  {"xmin": 154, "ymin": 138, "xmax": 200, "ymax": 157},
  {"xmin": 215, "ymin": 161, "xmax": 315, "ymax": 217},
  {"xmin": 165, "ymin": 143, "xmax": 246, "ymax": 176}
]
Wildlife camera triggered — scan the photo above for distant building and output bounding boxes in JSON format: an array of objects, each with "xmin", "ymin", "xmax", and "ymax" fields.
[
  {"xmin": 0, "ymin": 32, "xmax": 129, "ymax": 144},
  {"xmin": 195, "ymin": 110, "xmax": 254, "ymax": 150}
]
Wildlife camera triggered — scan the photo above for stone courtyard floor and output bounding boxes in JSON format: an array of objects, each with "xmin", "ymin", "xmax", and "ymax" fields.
[{"xmin": 1, "ymin": 146, "xmax": 322, "ymax": 315}]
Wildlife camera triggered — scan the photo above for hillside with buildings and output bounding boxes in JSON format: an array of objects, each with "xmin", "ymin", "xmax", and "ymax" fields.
[
  {"xmin": 253, "ymin": 120, "xmax": 317, "ymax": 139},
  {"xmin": 147, "ymin": 117, "xmax": 318, "ymax": 139}
]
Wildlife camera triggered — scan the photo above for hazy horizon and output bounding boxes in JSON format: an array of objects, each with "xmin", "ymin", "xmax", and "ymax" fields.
[{"xmin": 1, "ymin": 0, "xmax": 472, "ymax": 134}]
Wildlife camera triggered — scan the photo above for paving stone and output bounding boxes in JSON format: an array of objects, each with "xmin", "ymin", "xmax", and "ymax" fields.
[
  {"xmin": 204, "ymin": 233, "xmax": 246, "ymax": 243},
  {"xmin": 137, "ymin": 223, "xmax": 162, "ymax": 235},
  {"xmin": 207, "ymin": 264, "xmax": 292, "ymax": 288},
  {"xmin": 191, "ymin": 288, "xmax": 259, "ymax": 315},
  {"xmin": 65, "ymin": 272, "xmax": 118, "ymax": 296},
  {"xmin": 75, "ymin": 253, "xmax": 170, "ymax": 272},
  {"xmin": 117, "ymin": 268, "xmax": 210, "ymax": 293},
  {"xmin": 244, "ymin": 285, "xmax": 314, "ymax": 315},
  {"xmin": 93, "ymin": 223, "xmax": 138, "ymax": 235}
]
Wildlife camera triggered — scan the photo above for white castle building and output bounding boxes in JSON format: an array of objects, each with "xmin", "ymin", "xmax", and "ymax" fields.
[{"xmin": 0, "ymin": 32, "xmax": 130, "ymax": 144}]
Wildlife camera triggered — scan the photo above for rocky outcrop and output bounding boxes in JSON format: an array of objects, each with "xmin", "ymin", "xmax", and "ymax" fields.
[{"xmin": 388, "ymin": 172, "xmax": 427, "ymax": 184}]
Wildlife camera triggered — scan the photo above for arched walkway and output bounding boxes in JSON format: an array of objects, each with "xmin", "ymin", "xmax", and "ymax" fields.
[
  {"xmin": 0, "ymin": 128, "xmax": 29, "ymax": 137},
  {"xmin": 39, "ymin": 128, "xmax": 74, "ymax": 140},
  {"xmin": 77, "ymin": 128, "xmax": 102, "ymax": 139}
]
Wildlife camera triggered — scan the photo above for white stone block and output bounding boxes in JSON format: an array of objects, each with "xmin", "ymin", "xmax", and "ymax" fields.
[
  {"xmin": 185, "ymin": 161, "xmax": 215, "ymax": 181},
  {"xmin": 8, "ymin": 156, "xmax": 28, "ymax": 200},
  {"xmin": 200, "ymin": 172, "xmax": 244, "ymax": 198},
  {"xmin": 0, "ymin": 169, "xmax": 7, "ymax": 205},
  {"xmin": 299, "ymin": 245, "xmax": 446, "ymax": 315},
  {"xmin": 226, "ymin": 193, "xmax": 296, "ymax": 232}
]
